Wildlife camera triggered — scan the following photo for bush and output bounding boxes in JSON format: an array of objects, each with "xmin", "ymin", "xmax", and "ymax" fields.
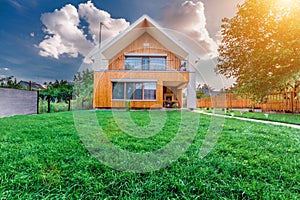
[{"xmin": 39, "ymin": 99, "xmax": 70, "ymax": 114}]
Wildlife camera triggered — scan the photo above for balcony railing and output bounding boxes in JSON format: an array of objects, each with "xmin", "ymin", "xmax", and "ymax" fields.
[{"xmin": 100, "ymin": 59, "xmax": 189, "ymax": 72}]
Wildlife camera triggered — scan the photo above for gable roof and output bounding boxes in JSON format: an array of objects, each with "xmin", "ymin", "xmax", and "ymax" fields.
[{"xmin": 100, "ymin": 15, "xmax": 190, "ymax": 59}]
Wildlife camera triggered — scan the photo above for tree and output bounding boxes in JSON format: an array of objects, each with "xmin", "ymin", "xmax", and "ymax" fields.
[
  {"xmin": 216, "ymin": 0, "xmax": 300, "ymax": 103},
  {"xmin": 39, "ymin": 80, "xmax": 73, "ymax": 112},
  {"xmin": 0, "ymin": 76, "xmax": 22, "ymax": 89},
  {"xmin": 73, "ymin": 69, "xmax": 94, "ymax": 109},
  {"xmin": 196, "ymin": 84, "xmax": 215, "ymax": 98}
]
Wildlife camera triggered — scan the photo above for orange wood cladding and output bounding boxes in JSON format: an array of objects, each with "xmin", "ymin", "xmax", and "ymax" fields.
[
  {"xmin": 197, "ymin": 90, "xmax": 300, "ymax": 113},
  {"xmin": 94, "ymin": 71, "xmax": 189, "ymax": 108},
  {"xmin": 108, "ymin": 32, "xmax": 182, "ymax": 71}
]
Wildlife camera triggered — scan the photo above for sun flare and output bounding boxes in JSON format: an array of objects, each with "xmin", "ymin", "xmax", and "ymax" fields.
[{"xmin": 276, "ymin": 0, "xmax": 294, "ymax": 6}]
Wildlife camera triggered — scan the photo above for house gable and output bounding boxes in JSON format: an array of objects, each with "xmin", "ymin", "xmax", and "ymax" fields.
[
  {"xmin": 108, "ymin": 32, "xmax": 182, "ymax": 71},
  {"xmin": 101, "ymin": 15, "xmax": 189, "ymax": 64}
]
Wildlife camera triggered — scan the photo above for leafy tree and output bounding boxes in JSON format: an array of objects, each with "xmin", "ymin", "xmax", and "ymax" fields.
[
  {"xmin": 73, "ymin": 69, "xmax": 94, "ymax": 109},
  {"xmin": 0, "ymin": 76, "xmax": 22, "ymax": 89},
  {"xmin": 39, "ymin": 80, "xmax": 73, "ymax": 112},
  {"xmin": 216, "ymin": 0, "xmax": 300, "ymax": 103},
  {"xmin": 196, "ymin": 84, "xmax": 214, "ymax": 98}
]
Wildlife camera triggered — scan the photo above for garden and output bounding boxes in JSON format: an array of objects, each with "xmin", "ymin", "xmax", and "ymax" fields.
[
  {"xmin": 199, "ymin": 108, "xmax": 300, "ymax": 125},
  {"xmin": 0, "ymin": 110, "xmax": 299, "ymax": 199},
  {"xmin": 1, "ymin": 0, "xmax": 299, "ymax": 198}
]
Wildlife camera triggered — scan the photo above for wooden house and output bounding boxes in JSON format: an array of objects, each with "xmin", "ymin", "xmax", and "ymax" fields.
[{"xmin": 93, "ymin": 15, "xmax": 197, "ymax": 109}]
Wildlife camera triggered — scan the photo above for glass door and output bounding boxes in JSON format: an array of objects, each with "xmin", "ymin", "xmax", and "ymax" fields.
[{"xmin": 142, "ymin": 57, "xmax": 149, "ymax": 70}]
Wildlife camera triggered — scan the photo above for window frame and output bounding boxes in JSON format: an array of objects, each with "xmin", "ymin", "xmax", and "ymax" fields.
[
  {"xmin": 124, "ymin": 56, "xmax": 167, "ymax": 71},
  {"xmin": 112, "ymin": 81, "xmax": 157, "ymax": 101},
  {"xmin": 112, "ymin": 82, "xmax": 125, "ymax": 100}
]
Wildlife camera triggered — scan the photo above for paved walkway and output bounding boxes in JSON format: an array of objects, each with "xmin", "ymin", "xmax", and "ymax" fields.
[{"xmin": 193, "ymin": 110, "xmax": 300, "ymax": 130}]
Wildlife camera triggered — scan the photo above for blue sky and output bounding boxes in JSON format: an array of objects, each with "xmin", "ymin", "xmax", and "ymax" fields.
[{"xmin": 0, "ymin": 0, "xmax": 244, "ymax": 88}]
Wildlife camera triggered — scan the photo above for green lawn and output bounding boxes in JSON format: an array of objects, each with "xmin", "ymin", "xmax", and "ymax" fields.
[
  {"xmin": 200, "ymin": 108, "xmax": 300, "ymax": 125},
  {"xmin": 0, "ymin": 111, "xmax": 299, "ymax": 199}
]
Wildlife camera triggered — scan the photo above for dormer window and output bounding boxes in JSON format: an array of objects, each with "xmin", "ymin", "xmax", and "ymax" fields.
[{"xmin": 124, "ymin": 54, "xmax": 167, "ymax": 71}]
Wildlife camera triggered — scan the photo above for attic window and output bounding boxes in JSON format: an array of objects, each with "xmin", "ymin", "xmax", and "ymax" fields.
[
  {"xmin": 125, "ymin": 56, "xmax": 166, "ymax": 71},
  {"xmin": 143, "ymin": 43, "xmax": 150, "ymax": 47}
]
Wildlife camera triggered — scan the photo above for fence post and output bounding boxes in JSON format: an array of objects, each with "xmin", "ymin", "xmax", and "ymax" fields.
[
  {"xmin": 37, "ymin": 90, "xmax": 39, "ymax": 114},
  {"xmin": 296, "ymin": 85, "xmax": 299, "ymax": 113},
  {"xmin": 47, "ymin": 96, "xmax": 51, "ymax": 113},
  {"xmin": 68, "ymin": 98, "xmax": 71, "ymax": 111},
  {"xmin": 291, "ymin": 87, "xmax": 295, "ymax": 114}
]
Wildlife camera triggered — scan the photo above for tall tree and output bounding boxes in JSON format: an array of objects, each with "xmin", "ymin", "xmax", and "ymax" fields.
[
  {"xmin": 73, "ymin": 69, "xmax": 94, "ymax": 109},
  {"xmin": 216, "ymin": 0, "xmax": 300, "ymax": 102}
]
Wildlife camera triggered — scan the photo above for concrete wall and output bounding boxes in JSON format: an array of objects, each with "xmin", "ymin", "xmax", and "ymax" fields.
[{"xmin": 0, "ymin": 88, "xmax": 38, "ymax": 118}]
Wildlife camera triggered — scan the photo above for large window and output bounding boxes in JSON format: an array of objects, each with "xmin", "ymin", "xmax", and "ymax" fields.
[
  {"xmin": 112, "ymin": 82, "xmax": 156, "ymax": 100},
  {"xmin": 126, "ymin": 83, "xmax": 135, "ymax": 100},
  {"xmin": 112, "ymin": 82, "xmax": 124, "ymax": 99},
  {"xmin": 150, "ymin": 57, "xmax": 166, "ymax": 71},
  {"xmin": 125, "ymin": 56, "xmax": 166, "ymax": 71},
  {"xmin": 124, "ymin": 57, "xmax": 141, "ymax": 70},
  {"xmin": 144, "ymin": 83, "xmax": 156, "ymax": 100},
  {"xmin": 134, "ymin": 83, "xmax": 143, "ymax": 100}
]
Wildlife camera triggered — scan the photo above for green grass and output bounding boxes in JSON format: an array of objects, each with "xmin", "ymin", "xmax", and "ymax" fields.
[
  {"xmin": 200, "ymin": 108, "xmax": 300, "ymax": 125},
  {"xmin": 38, "ymin": 99, "xmax": 92, "ymax": 114},
  {"xmin": 0, "ymin": 111, "xmax": 299, "ymax": 199},
  {"xmin": 39, "ymin": 101, "xmax": 70, "ymax": 113}
]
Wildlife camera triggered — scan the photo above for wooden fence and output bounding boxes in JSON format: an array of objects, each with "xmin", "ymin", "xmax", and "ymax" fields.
[{"xmin": 197, "ymin": 90, "xmax": 300, "ymax": 113}]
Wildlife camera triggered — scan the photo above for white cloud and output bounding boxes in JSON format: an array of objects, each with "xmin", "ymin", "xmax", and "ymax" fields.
[
  {"xmin": 37, "ymin": 1, "xmax": 129, "ymax": 62},
  {"xmin": 0, "ymin": 68, "xmax": 10, "ymax": 79},
  {"xmin": 0, "ymin": 67, "xmax": 10, "ymax": 71},
  {"xmin": 78, "ymin": 1, "xmax": 129, "ymax": 43},
  {"xmin": 37, "ymin": 0, "xmax": 217, "ymax": 62},
  {"xmin": 30, "ymin": 32, "xmax": 35, "ymax": 37},
  {"xmin": 159, "ymin": 1, "xmax": 218, "ymax": 60},
  {"xmin": 38, "ymin": 4, "xmax": 93, "ymax": 60}
]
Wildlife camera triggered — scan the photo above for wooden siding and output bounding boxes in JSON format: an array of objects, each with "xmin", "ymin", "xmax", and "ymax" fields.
[
  {"xmin": 197, "ymin": 94, "xmax": 262, "ymax": 109},
  {"xmin": 197, "ymin": 91, "xmax": 300, "ymax": 113},
  {"xmin": 108, "ymin": 33, "xmax": 182, "ymax": 71},
  {"xmin": 94, "ymin": 71, "xmax": 189, "ymax": 109},
  {"xmin": 262, "ymin": 88, "xmax": 300, "ymax": 112}
]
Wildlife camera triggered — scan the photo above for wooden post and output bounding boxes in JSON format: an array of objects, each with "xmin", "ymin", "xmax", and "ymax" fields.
[
  {"xmin": 284, "ymin": 89, "xmax": 288, "ymax": 113},
  {"xmin": 295, "ymin": 85, "xmax": 299, "ymax": 113},
  {"xmin": 37, "ymin": 90, "xmax": 39, "ymax": 114},
  {"xmin": 68, "ymin": 98, "xmax": 71, "ymax": 111},
  {"xmin": 29, "ymin": 81, "xmax": 32, "ymax": 91},
  {"xmin": 291, "ymin": 86, "xmax": 295, "ymax": 114},
  {"xmin": 47, "ymin": 96, "xmax": 51, "ymax": 113}
]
